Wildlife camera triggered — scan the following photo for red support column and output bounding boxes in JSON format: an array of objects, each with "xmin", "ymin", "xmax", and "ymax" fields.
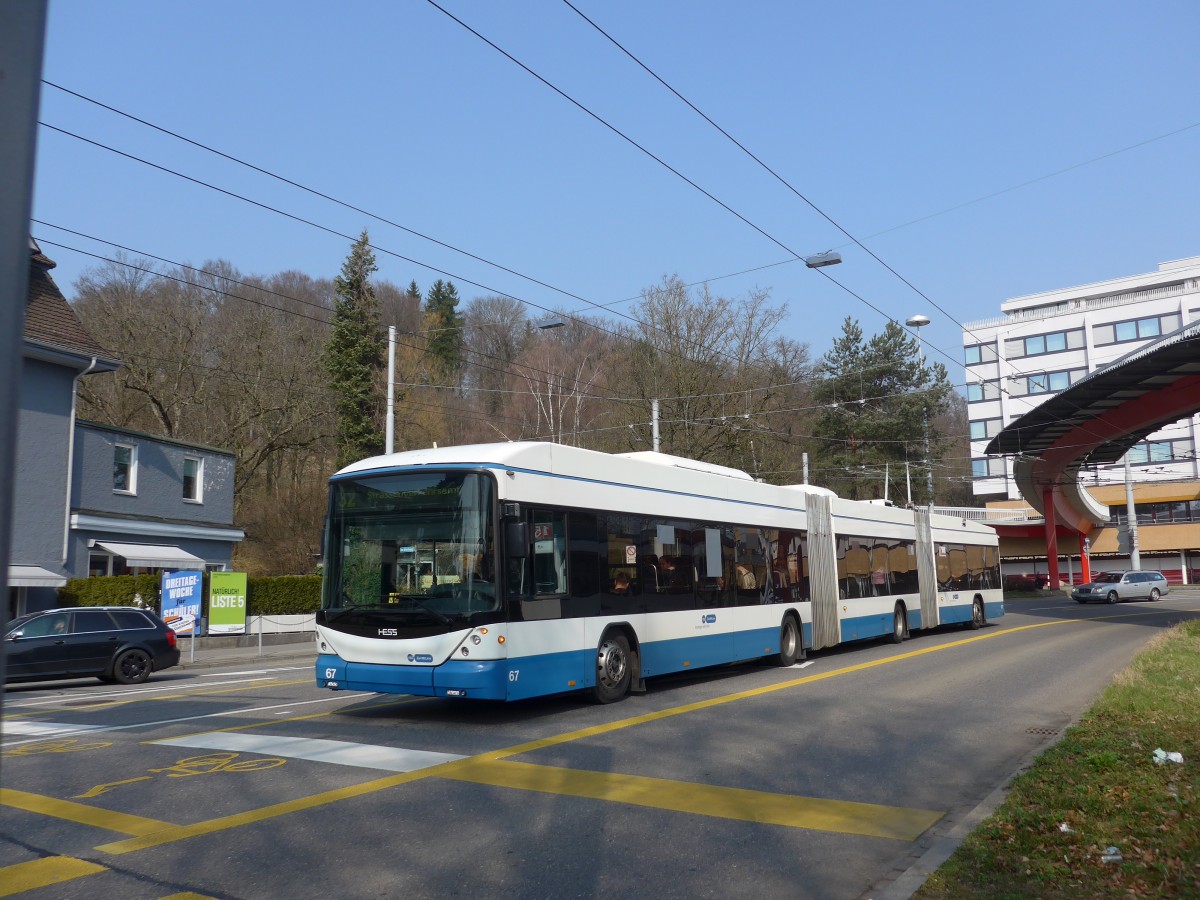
[
  {"xmin": 1079, "ymin": 533, "xmax": 1092, "ymax": 584},
  {"xmin": 1043, "ymin": 487, "xmax": 1060, "ymax": 589}
]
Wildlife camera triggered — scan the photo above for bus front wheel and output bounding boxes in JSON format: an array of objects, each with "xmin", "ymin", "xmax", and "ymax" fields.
[{"xmin": 593, "ymin": 633, "xmax": 632, "ymax": 703}]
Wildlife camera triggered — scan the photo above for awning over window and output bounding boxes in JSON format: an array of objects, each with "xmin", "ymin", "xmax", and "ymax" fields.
[
  {"xmin": 94, "ymin": 542, "xmax": 205, "ymax": 569},
  {"xmin": 9, "ymin": 565, "xmax": 69, "ymax": 588}
]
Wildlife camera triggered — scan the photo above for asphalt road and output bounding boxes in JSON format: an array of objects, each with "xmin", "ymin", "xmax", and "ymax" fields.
[{"xmin": 3, "ymin": 591, "xmax": 1198, "ymax": 900}]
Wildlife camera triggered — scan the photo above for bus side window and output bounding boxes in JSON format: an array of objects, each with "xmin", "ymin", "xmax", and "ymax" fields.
[{"xmin": 532, "ymin": 509, "xmax": 567, "ymax": 595}]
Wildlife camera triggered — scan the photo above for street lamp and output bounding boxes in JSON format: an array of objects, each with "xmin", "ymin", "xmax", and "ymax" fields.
[
  {"xmin": 905, "ymin": 314, "xmax": 933, "ymax": 504},
  {"xmin": 803, "ymin": 251, "xmax": 842, "ymax": 269},
  {"xmin": 536, "ymin": 317, "xmax": 566, "ymax": 330}
]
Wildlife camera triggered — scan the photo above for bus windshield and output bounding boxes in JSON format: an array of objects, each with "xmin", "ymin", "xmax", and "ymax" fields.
[{"xmin": 322, "ymin": 470, "xmax": 496, "ymax": 620}]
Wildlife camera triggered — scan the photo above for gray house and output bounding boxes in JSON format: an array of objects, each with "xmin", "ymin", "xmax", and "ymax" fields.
[
  {"xmin": 9, "ymin": 241, "xmax": 243, "ymax": 619},
  {"xmin": 71, "ymin": 421, "xmax": 243, "ymax": 579}
]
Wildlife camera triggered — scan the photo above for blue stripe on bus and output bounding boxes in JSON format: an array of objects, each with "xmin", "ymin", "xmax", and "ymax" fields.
[{"xmin": 316, "ymin": 625, "xmax": 799, "ymax": 701}]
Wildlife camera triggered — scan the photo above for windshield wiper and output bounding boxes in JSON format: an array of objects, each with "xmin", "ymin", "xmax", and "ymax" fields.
[{"xmin": 401, "ymin": 597, "xmax": 453, "ymax": 625}]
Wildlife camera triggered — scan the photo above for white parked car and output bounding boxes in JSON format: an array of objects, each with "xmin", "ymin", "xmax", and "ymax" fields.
[{"xmin": 1071, "ymin": 571, "xmax": 1169, "ymax": 604}]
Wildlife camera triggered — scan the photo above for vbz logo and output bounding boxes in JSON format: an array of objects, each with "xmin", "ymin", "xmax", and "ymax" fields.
[{"xmin": 701, "ymin": 613, "xmax": 717, "ymax": 625}]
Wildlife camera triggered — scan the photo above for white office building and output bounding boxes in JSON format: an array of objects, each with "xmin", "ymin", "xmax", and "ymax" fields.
[{"xmin": 964, "ymin": 256, "xmax": 1200, "ymax": 500}]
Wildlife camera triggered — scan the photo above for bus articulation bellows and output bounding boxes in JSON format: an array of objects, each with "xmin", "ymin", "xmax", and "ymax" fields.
[{"xmin": 315, "ymin": 442, "xmax": 1002, "ymax": 702}]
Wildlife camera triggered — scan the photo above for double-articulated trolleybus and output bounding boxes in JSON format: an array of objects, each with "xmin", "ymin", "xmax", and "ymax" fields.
[{"xmin": 316, "ymin": 443, "xmax": 1003, "ymax": 702}]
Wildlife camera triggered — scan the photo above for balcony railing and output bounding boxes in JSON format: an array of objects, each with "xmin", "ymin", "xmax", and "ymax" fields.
[{"xmin": 933, "ymin": 506, "xmax": 1043, "ymax": 524}]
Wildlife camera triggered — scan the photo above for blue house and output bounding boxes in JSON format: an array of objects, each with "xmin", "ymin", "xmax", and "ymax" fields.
[{"xmin": 9, "ymin": 241, "xmax": 243, "ymax": 618}]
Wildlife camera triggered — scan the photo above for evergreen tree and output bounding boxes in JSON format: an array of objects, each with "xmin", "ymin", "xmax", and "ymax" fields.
[
  {"xmin": 324, "ymin": 230, "xmax": 385, "ymax": 468},
  {"xmin": 812, "ymin": 317, "xmax": 952, "ymax": 502},
  {"xmin": 424, "ymin": 279, "xmax": 464, "ymax": 383}
]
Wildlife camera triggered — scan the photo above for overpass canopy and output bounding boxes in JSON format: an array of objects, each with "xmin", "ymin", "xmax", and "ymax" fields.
[{"xmin": 985, "ymin": 320, "xmax": 1200, "ymax": 535}]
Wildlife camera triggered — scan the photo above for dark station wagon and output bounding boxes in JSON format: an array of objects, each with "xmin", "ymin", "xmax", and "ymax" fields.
[{"xmin": 4, "ymin": 606, "xmax": 180, "ymax": 685}]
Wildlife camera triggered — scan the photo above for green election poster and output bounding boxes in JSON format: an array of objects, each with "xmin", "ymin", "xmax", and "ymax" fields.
[{"xmin": 208, "ymin": 572, "xmax": 248, "ymax": 635}]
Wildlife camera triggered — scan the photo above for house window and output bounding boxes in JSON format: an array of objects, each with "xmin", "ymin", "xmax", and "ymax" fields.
[
  {"xmin": 114, "ymin": 443, "xmax": 137, "ymax": 494},
  {"xmin": 183, "ymin": 457, "xmax": 204, "ymax": 502}
]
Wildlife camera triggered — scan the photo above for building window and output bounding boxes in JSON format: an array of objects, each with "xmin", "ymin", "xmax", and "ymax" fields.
[
  {"xmin": 1004, "ymin": 329, "xmax": 1082, "ymax": 360},
  {"xmin": 1007, "ymin": 368, "xmax": 1085, "ymax": 397},
  {"xmin": 1125, "ymin": 439, "xmax": 1187, "ymax": 466},
  {"xmin": 966, "ymin": 380, "xmax": 1000, "ymax": 403},
  {"xmin": 1111, "ymin": 499, "xmax": 1200, "ymax": 526},
  {"xmin": 971, "ymin": 457, "xmax": 1005, "ymax": 479},
  {"xmin": 183, "ymin": 457, "xmax": 204, "ymax": 502},
  {"xmin": 114, "ymin": 443, "xmax": 137, "ymax": 494},
  {"xmin": 1094, "ymin": 314, "xmax": 1180, "ymax": 346},
  {"xmin": 970, "ymin": 418, "xmax": 1001, "ymax": 441},
  {"xmin": 963, "ymin": 343, "xmax": 997, "ymax": 366}
]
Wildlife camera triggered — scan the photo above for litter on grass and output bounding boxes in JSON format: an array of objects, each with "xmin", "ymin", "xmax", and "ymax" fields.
[
  {"xmin": 1152, "ymin": 748, "xmax": 1184, "ymax": 765},
  {"xmin": 1101, "ymin": 846, "xmax": 1123, "ymax": 863}
]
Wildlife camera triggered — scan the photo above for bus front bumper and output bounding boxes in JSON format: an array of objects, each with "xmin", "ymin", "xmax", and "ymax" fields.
[{"xmin": 316, "ymin": 654, "xmax": 508, "ymax": 700}]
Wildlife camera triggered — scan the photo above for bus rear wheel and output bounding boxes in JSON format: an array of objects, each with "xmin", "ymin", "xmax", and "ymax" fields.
[
  {"xmin": 968, "ymin": 598, "xmax": 985, "ymax": 630},
  {"xmin": 890, "ymin": 605, "xmax": 907, "ymax": 644},
  {"xmin": 593, "ymin": 633, "xmax": 632, "ymax": 703},
  {"xmin": 776, "ymin": 616, "xmax": 802, "ymax": 666}
]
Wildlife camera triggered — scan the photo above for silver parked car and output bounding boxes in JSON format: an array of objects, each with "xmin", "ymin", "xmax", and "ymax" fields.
[{"xmin": 1071, "ymin": 571, "xmax": 1169, "ymax": 604}]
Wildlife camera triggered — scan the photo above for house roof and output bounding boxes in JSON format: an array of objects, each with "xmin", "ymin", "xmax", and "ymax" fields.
[{"xmin": 24, "ymin": 239, "xmax": 119, "ymax": 367}]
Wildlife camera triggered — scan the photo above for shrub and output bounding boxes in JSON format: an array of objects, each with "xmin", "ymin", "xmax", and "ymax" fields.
[
  {"xmin": 247, "ymin": 575, "xmax": 322, "ymax": 615},
  {"xmin": 58, "ymin": 574, "xmax": 322, "ymax": 615},
  {"xmin": 59, "ymin": 574, "xmax": 161, "ymax": 607}
]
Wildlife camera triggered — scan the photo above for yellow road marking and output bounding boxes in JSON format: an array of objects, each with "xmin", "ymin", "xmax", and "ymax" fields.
[
  {"xmin": 0, "ymin": 788, "xmax": 173, "ymax": 836},
  {"xmin": 6, "ymin": 616, "xmax": 1109, "ymax": 857},
  {"xmin": 98, "ymin": 620, "xmax": 1069, "ymax": 852},
  {"xmin": 0, "ymin": 857, "xmax": 107, "ymax": 897},
  {"xmin": 96, "ymin": 762, "xmax": 465, "ymax": 853},
  {"xmin": 444, "ymin": 759, "xmax": 941, "ymax": 840}
]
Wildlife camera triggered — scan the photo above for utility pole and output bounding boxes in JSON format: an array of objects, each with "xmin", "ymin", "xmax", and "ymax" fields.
[
  {"xmin": 385, "ymin": 326, "xmax": 395, "ymax": 454},
  {"xmin": 905, "ymin": 314, "xmax": 934, "ymax": 504}
]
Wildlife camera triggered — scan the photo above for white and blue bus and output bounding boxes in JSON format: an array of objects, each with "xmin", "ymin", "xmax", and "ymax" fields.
[{"xmin": 315, "ymin": 443, "xmax": 1003, "ymax": 702}]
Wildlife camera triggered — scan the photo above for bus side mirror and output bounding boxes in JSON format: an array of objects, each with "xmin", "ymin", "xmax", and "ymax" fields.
[{"xmin": 505, "ymin": 521, "xmax": 529, "ymax": 559}]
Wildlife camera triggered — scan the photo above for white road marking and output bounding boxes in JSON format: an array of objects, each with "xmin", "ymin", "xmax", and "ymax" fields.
[
  {"xmin": 2, "ymin": 721, "xmax": 107, "ymax": 736},
  {"xmin": 197, "ymin": 666, "xmax": 311, "ymax": 677},
  {"xmin": 3, "ymin": 677, "xmax": 278, "ymax": 708},
  {"xmin": 0, "ymin": 694, "xmax": 369, "ymax": 747},
  {"xmin": 790, "ymin": 661, "xmax": 816, "ymax": 669},
  {"xmin": 154, "ymin": 732, "xmax": 464, "ymax": 772}
]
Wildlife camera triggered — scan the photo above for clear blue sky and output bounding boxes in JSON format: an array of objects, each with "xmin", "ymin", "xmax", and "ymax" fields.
[{"xmin": 32, "ymin": 0, "xmax": 1200, "ymax": 382}]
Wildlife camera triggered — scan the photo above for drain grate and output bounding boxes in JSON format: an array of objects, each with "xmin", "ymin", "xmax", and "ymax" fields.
[{"xmin": 1027, "ymin": 726, "xmax": 1061, "ymax": 736}]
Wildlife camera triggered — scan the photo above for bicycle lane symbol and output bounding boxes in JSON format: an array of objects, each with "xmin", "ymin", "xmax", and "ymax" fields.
[
  {"xmin": 2, "ymin": 738, "xmax": 114, "ymax": 757},
  {"xmin": 75, "ymin": 752, "xmax": 286, "ymax": 799}
]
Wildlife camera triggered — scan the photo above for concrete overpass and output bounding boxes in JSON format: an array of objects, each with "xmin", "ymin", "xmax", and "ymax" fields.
[{"xmin": 984, "ymin": 319, "xmax": 1200, "ymax": 587}]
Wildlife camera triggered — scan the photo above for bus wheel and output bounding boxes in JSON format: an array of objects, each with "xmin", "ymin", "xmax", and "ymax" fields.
[
  {"xmin": 890, "ymin": 605, "xmax": 907, "ymax": 644},
  {"xmin": 593, "ymin": 634, "xmax": 632, "ymax": 703},
  {"xmin": 968, "ymin": 598, "xmax": 985, "ymax": 630},
  {"xmin": 776, "ymin": 616, "xmax": 801, "ymax": 666}
]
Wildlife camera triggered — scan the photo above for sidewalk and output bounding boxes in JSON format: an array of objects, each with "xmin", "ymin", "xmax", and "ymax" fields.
[{"xmin": 174, "ymin": 632, "xmax": 317, "ymax": 671}]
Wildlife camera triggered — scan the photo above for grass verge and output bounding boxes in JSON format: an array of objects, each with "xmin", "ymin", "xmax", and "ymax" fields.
[{"xmin": 916, "ymin": 619, "xmax": 1200, "ymax": 899}]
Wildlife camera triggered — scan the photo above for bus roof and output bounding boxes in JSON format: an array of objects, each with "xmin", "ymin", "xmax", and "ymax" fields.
[{"xmin": 335, "ymin": 442, "xmax": 996, "ymax": 540}]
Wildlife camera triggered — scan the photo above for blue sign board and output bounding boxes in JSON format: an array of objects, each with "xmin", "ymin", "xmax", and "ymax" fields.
[{"xmin": 161, "ymin": 569, "xmax": 204, "ymax": 635}]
